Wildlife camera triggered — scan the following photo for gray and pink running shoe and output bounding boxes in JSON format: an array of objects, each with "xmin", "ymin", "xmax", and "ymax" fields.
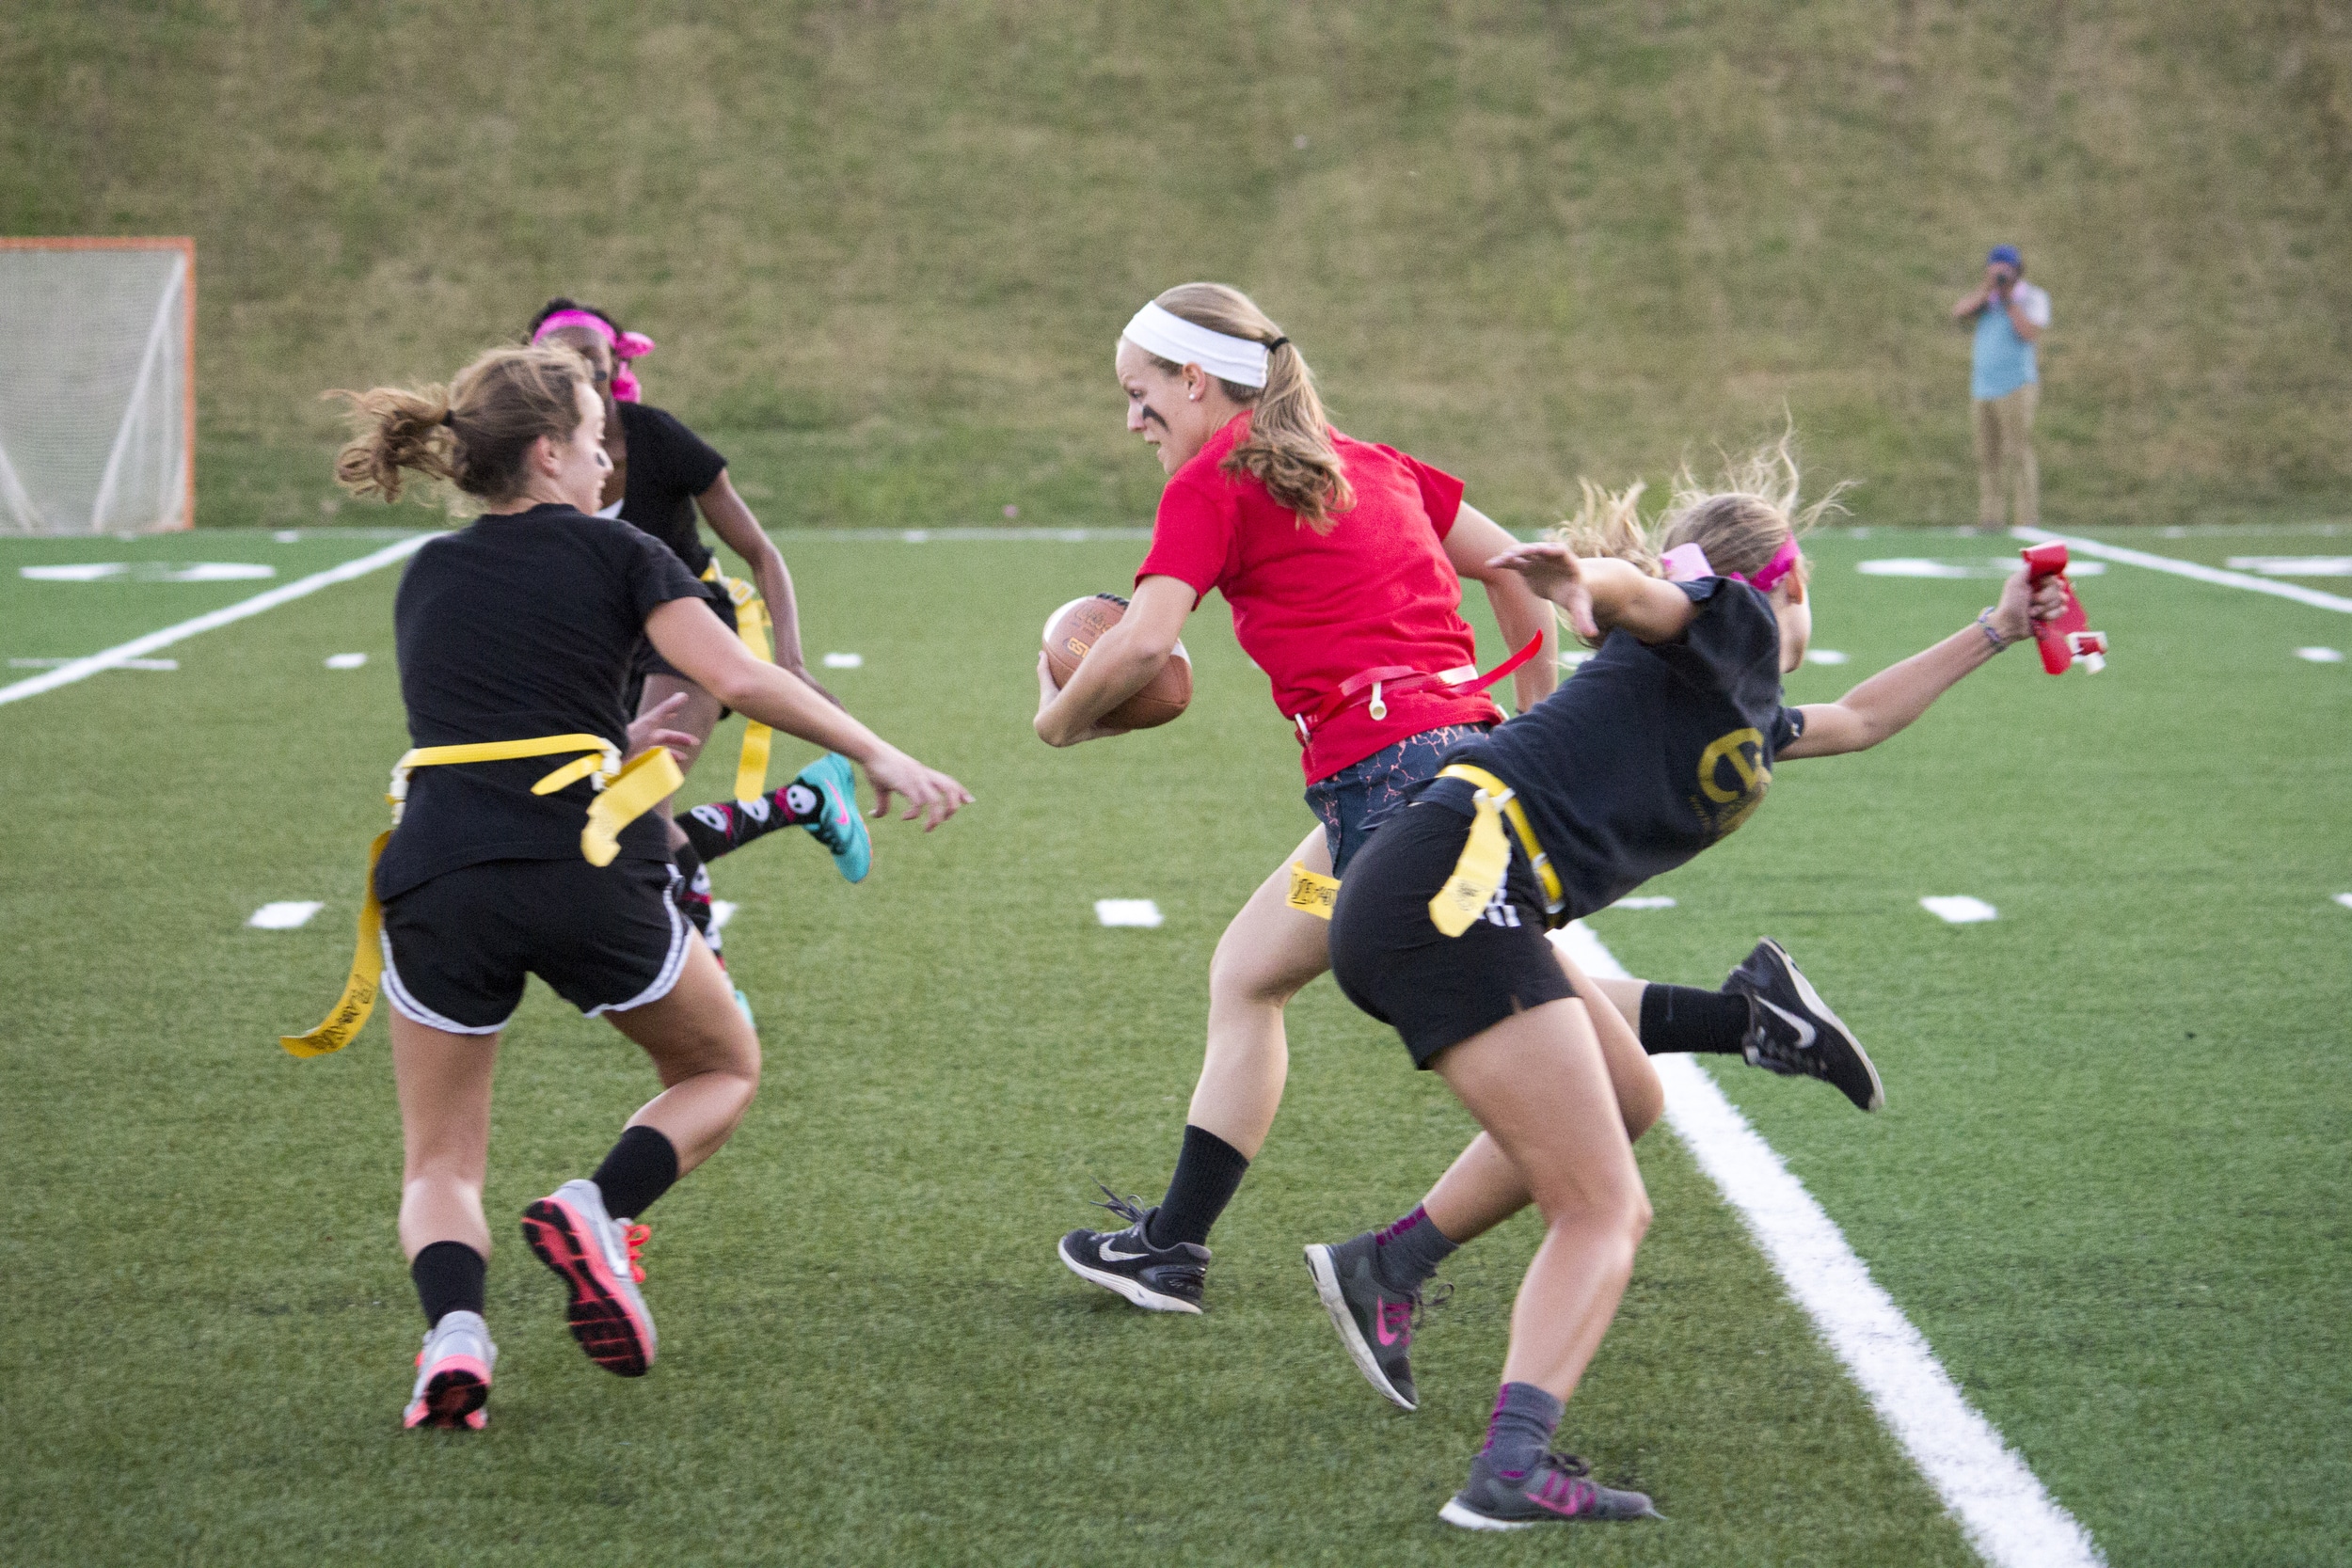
[
  {"xmin": 1440, "ymin": 1450, "xmax": 1661, "ymax": 1529},
  {"xmin": 521, "ymin": 1179, "xmax": 659, "ymax": 1377},
  {"xmin": 1303, "ymin": 1232, "xmax": 1437, "ymax": 1411},
  {"xmin": 403, "ymin": 1309, "xmax": 496, "ymax": 1431}
]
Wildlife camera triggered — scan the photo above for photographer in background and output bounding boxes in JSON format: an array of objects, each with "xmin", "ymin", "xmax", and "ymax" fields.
[{"xmin": 1951, "ymin": 244, "xmax": 2051, "ymax": 529}]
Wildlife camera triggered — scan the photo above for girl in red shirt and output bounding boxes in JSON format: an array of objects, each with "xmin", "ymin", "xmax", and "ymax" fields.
[{"xmin": 1038, "ymin": 285, "xmax": 1563, "ymax": 1312}]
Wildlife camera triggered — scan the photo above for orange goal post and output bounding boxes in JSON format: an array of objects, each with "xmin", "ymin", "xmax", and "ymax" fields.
[{"xmin": 0, "ymin": 237, "xmax": 197, "ymax": 534}]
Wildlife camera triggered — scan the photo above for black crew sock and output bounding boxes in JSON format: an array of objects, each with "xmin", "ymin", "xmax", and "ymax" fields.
[
  {"xmin": 1637, "ymin": 983, "xmax": 1753, "ymax": 1057},
  {"xmin": 592, "ymin": 1125, "xmax": 680, "ymax": 1223},
  {"xmin": 410, "ymin": 1240, "xmax": 487, "ymax": 1328},
  {"xmin": 677, "ymin": 779, "xmax": 822, "ymax": 863},
  {"xmin": 1371, "ymin": 1204, "xmax": 1459, "ymax": 1293},
  {"xmin": 1146, "ymin": 1125, "xmax": 1250, "ymax": 1249},
  {"xmin": 1481, "ymin": 1381, "xmax": 1565, "ymax": 1479}
]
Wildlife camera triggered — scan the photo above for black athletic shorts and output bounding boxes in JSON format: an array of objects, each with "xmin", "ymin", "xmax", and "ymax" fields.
[
  {"xmin": 378, "ymin": 856, "xmax": 692, "ymax": 1034},
  {"xmin": 1327, "ymin": 797, "xmax": 1574, "ymax": 1069},
  {"xmin": 632, "ymin": 584, "xmax": 739, "ymax": 684}
]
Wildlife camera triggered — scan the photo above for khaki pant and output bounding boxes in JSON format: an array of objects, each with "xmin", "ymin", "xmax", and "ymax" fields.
[{"xmin": 1973, "ymin": 382, "xmax": 2039, "ymax": 528}]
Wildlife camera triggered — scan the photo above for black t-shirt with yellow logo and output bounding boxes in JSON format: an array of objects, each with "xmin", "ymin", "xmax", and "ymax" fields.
[{"xmin": 1434, "ymin": 576, "xmax": 1803, "ymax": 923}]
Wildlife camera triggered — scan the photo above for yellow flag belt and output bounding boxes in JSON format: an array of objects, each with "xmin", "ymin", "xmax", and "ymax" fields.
[
  {"xmin": 701, "ymin": 563, "xmax": 777, "ymax": 803},
  {"xmin": 279, "ymin": 735, "xmax": 684, "ymax": 1059},
  {"xmin": 1280, "ymin": 765, "xmax": 1562, "ymax": 936},
  {"xmin": 1426, "ymin": 764, "xmax": 1565, "ymax": 938}
]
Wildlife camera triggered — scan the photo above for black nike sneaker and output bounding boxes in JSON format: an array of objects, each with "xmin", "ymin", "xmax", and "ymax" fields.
[
  {"xmin": 1724, "ymin": 939, "xmax": 1883, "ymax": 1112},
  {"xmin": 1057, "ymin": 1189, "xmax": 1209, "ymax": 1314}
]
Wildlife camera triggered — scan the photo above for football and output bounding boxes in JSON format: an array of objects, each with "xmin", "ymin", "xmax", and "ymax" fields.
[{"xmin": 1041, "ymin": 593, "xmax": 1193, "ymax": 731}]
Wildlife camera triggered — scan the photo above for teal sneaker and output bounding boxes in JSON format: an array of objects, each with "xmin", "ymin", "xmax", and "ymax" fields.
[{"xmin": 796, "ymin": 753, "xmax": 870, "ymax": 883}]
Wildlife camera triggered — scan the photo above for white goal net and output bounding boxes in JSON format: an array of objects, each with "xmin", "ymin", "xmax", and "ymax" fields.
[{"xmin": 0, "ymin": 239, "xmax": 195, "ymax": 534}]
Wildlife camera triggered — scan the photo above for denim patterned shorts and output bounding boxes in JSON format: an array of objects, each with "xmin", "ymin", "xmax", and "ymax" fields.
[{"xmin": 1304, "ymin": 722, "xmax": 1495, "ymax": 875}]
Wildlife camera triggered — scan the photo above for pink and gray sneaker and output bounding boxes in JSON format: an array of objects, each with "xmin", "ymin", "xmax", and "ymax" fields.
[
  {"xmin": 1303, "ymin": 1231, "xmax": 1437, "ymax": 1411},
  {"xmin": 403, "ymin": 1308, "xmax": 496, "ymax": 1431},
  {"xmin": 1440, "ymin": 1451, "xmax": 1661, "ymax": 1529},
  {"xmin": 520, "ymin": 1178, "xmax": 659, "ymax": 1377}
]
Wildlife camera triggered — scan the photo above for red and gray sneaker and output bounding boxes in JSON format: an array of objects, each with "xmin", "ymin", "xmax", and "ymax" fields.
[
  {"xmin": 1725, "ymin": 938, "xmax": 1883, "ymax": 1112},
  {"xmin": 520, "ymin": 1179, "xmax": 659, "ymax": 1376},
  {"xmin": 1057, "ymin": 1189, "xmax": 1209, "ymax": 1314},
  {"xmin": 1303, "ymin": 1231, "xmax": 1442, "ymax": 1411},
  {"xmin": 1440, "ymin": 1451, "xmax": 1661, "ymax": 1529},
  {"xmin": 402, "ymin": 1309, "xmax": 496, "ymax": 1431}
]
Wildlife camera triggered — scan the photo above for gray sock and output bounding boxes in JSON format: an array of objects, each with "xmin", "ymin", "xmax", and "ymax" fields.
[
  {"xmin": 1370, "ymin": 1204, "xmax": 1458, "ymax": 1293},
  {"xmin": 1481, "ymin": 1381, "xmax": 1564, "ymax": 1479}
]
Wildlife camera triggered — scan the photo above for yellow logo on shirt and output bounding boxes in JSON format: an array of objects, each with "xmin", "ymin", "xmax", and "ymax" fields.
[{"xmin": 1692, "ymin": 726, "xmax": 1771, "ymax": 840}]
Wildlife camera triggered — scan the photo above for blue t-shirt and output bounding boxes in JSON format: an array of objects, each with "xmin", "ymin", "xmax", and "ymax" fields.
[{"xmin": 1972, "ymin": 280, "xmax": 2050, "ymax": 401}]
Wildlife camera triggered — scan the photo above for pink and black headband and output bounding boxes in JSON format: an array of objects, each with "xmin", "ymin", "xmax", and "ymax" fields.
[
  {"xmin": 532, "ymin": 309, "xmax": 656, "ymax": 403},
  {"xmin": 1659, "ymin": 534, "xmax": 1803, "ymax": 594}
]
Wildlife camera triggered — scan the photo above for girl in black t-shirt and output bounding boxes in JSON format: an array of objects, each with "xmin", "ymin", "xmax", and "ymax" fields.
[
  {"xmin": 526, "ymin": 300, "xmax": 867, "ymax": 954},
  {"xmin": 1310, "ymin": 448, "xmax": 2065, "ymax": 1529},
  {"xmin": 323, "ymin": 343, "xmax": 970, "ymax": 1433}
]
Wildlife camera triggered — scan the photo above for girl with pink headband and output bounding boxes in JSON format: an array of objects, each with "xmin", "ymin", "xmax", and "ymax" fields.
[
  {"xmin": 1301, "ymin": 436, "xmax": 2066, "ymax": 1528},
  {"xmin": 527, "ymin": 298, "xmax": 872, "ymax": 981}
]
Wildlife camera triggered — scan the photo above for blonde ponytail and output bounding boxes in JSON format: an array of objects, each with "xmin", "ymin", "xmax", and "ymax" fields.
[
  {"xmin": 1555, "ymin": 478, "xmax": 1658, "ymax": 576},
  {"xmin": 1147, "ymin": 283, "xmax": 1355, "ymax": 531},
  {"xmin": 1549, "ymin": 429, "xmax": 1845, "ymax": 579},
  {"xmin": 328, "ymin": 343, "xmax": 591, "ymax": 508}
]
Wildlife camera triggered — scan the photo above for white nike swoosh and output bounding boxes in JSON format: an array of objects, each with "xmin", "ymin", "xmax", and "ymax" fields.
[
  {"xmin": 1097, "ymin": 1238, "xmax": 1149, "ymax": 1262},
  {"xmin": 1757, "ymin": 997, "xmax": 1818, "ymax": 1050}
]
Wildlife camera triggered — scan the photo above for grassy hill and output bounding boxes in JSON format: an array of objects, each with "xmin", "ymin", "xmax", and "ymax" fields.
[{"xmin": 6, "ymin": 0, "xmax": 2349, "ymax": 531}]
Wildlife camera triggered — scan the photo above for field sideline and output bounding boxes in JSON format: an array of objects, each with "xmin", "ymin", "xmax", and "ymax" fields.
[{"xmin": 1, "ymin": 526, "xmax": 2345, "ymax": 1565}]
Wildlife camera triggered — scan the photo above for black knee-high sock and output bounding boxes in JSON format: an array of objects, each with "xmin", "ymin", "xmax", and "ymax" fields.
[
  {"xmin": 411, "ymin": 1241, "xmax": 487, "ymax": 1327},
  {"xmin": 1146, "ymin": 1125, "xmax": 1250, "ymax": 1249},
  {"xmin": 677, "ymin": 778, "xmax": 824, "ymax": 863},
  {"xmin": 592, "ymin": 1125, "xmax": 680, "ymax": 1222},
  {"xmin": 1637, "ymin": 984, "xmax": 1752, "ymax": 1056}
]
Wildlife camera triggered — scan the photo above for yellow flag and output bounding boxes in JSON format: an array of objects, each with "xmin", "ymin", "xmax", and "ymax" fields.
[
  {"xmin": 1285, "ymin": 862, "xmax": 1342, "ymax": 921},
  {"xmin": 1429, "ymin": 797, "xmax": 1511, "ymax": 938}
]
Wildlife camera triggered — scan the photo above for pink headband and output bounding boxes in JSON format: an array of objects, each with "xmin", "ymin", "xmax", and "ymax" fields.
[
  {"xmin": 532, "ymin": 310, "xmax": 657, "ymax": 403},
  {"xmin": 1659, "ymin": 535, "xmax": 1803, "ymax": 594}
]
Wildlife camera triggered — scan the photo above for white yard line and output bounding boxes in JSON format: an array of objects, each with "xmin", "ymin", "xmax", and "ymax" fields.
[
  {"xmin": 0, "ymin": 535, "xmax": 433, "ymax": 708},
  {"xmin": 2012, "ymin": 527, "xmax": 2352, "ymax": 615},
  {"xmin": 1558, "ymin": 922, "xmax": 2105, "ymax": 1568}
]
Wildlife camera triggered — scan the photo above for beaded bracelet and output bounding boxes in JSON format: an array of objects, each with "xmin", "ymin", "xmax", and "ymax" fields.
[{"xmin": 1976, "ymin": 608, "xmax": 2013, "ymax": 651}]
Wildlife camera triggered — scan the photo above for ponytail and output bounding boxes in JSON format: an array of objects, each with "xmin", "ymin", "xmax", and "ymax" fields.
[
  {"xmin": 1146, "ymin": 282, "xmax": 1355, "ymax": 531},
  {"xmin": 330, "ymin": 387, "xmax": 453, "ymax": 504},
  {"xmin": 328, "ymin": 343, "xmax": 591, "ymax": 508},
  {"xmin": 1549, "ymin": 427, "xmax": 1847, "ymax": 624},
  {"xmin": 1555, "ymin": 478, "xmax": 1659, "ymax": 577}
]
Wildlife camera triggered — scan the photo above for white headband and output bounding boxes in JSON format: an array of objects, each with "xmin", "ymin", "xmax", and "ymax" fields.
[{"xmin": 1120, "ymin": 301, "xmax": 1274, "ymax": 389}]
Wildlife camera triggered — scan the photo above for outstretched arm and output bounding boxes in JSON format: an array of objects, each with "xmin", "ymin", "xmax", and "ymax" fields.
[
  {"xmin": 647, "ymin": 596, "xmax": 972, "ymax": 827},
  {"xmin": 1486, "ymin": 542, "xmax": 1700, "ymax": 646},
  {"xmin": 694, "ymin": 470, "xmax": 840, "ymax": 705},
  {"xmin": 1445, "ymin": 503, "xmax": 1557, "ymax": 711},
  {"xmin": 1781, "ymin": 565, "xmax": 2064, "ymax": 759}
]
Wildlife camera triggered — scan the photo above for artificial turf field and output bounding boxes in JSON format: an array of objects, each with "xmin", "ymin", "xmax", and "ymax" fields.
[{"xmin": 1, "ymin": 523, "xmax": 2345, "ymax": 1566}]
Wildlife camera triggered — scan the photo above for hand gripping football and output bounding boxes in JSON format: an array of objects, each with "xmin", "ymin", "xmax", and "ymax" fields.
[{"xmin": 1042, "ymin": 593, "xmax": 1193, "ymax": 730}]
